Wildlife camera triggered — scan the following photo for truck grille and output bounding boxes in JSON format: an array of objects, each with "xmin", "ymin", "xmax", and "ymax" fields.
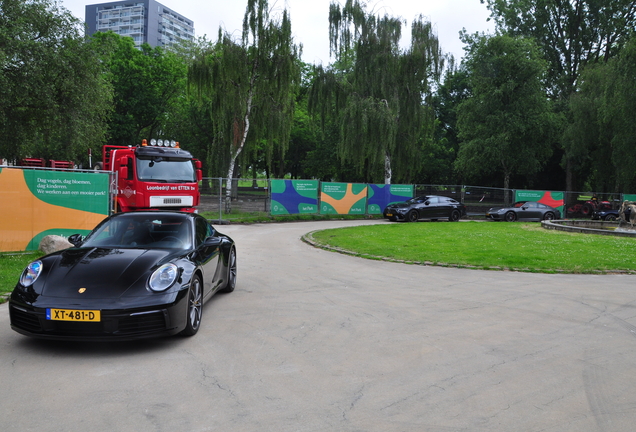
[
  {"xmin": 149, "ymin": 196, "xmax": 194, "ymax": 207},
  {"xmin": 163, "ymin": 198, "xmax": 182, "ymax": 204}
]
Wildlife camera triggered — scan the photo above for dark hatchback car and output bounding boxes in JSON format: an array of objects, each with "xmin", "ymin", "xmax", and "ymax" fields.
[
  {"xmin": 486, "ymin": 201, "xmax": 561, "ymax": 222},
  {"xmin": 383, "ymin": 195, "xmax": 467, "ymax": 222},
  {"xmin": 9, "ymin": 211, "xmax": 236, "ymax": 341}
]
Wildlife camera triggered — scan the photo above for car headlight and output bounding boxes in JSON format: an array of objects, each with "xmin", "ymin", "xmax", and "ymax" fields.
[
  {"xmin": 148, "ymin": 263, "xmax": 178, "ymax": 292},
  {"xmin": 20, "ymin": 260, "xmax": 43, "ymax": 287}
]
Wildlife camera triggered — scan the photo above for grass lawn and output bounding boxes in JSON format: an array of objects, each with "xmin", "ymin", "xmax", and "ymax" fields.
[{"xmin": 308, "ymin": 221, "xmax": 636, "ymax": 274}]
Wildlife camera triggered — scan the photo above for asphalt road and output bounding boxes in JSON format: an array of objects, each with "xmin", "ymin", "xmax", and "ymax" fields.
[{"xmin": 2, "ymin": 219, "xmax": 636, "ymax": 432}]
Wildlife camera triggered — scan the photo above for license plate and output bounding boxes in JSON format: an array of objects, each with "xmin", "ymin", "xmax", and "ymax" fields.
[
  {"xmin": 46, "ymin": 308, "xmax": 101, "ymax": 322},
  {"xmin": 386, "ymin": 213, "xmax": 393, "ymax": 217}
]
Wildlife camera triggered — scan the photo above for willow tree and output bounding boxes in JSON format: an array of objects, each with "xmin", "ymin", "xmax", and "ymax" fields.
[
  {"xmin": 188, "ymin": 0, "xmax": 300, "ymax": 212},
  {"xmin": 309, "ymin": 0, "xmax": 443, "ymax": 184}
]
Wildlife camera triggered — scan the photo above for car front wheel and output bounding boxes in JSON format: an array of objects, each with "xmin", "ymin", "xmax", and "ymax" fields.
[
  {"xmin": 407, "ymin": 210, "xmax": 419, "ymax": 222},
  {"xmin": 605, "ymin": 214, "xmax": 617, "ymax": 221},
  {"xmin": 505, "ymin": 211, "xmax": 517, "ymax": 222},
  {"xmin": 449, "ymin": 210, "xmax": 461, "ymax": 222},
  {"xmin": 180, "ymin": 275, "xmax": 202, "ymax": 336}
]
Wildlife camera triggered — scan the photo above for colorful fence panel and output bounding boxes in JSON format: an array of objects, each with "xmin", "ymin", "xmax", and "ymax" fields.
[
  {"xmin": 367, "ymin": 184, "xmax": 414, "ymax": 215},
  {"xmin": 0, "ymin": 168, "xmax": 109, "ymax": 251},
  {"xmin": 515, "ymin": 190, "xmax": 565, "ymax": 212},
  {"xmin": 320, "ymin": 183, "xmax": 367, "ymax": 215},
  {"xmin": 270, "ymin": 179, "xmax": 319, "ymax": 215}
]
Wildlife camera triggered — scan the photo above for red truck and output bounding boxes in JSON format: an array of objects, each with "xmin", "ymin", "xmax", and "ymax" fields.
[{"xmin": 95, "ymin": 139, "xmax": 202, "ymax": 213}]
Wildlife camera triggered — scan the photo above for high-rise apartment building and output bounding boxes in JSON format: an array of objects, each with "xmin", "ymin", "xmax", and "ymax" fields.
[{"xmin": 85, "ymin": 0, "xmax": 194, "ymax": 48}]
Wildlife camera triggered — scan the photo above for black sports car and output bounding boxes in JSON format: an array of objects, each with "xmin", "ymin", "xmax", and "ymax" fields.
[
  {"xmin": 383, "ymin": 195, "xmax": 466, "ymax": 222},
  {"xmin": 9, "ymin": 211, "xmax": 236, "ymax": 341},
  {"xmin": 486, "ymin": 201, "xmax": 561, "ymax": 222}
]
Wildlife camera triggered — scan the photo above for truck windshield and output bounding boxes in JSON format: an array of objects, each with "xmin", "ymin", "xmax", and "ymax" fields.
[{"xmin": 136, "ymin": 157, "xmax": 195, "ymax": 183}]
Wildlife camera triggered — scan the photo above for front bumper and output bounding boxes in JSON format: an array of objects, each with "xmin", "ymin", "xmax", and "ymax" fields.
[
  {"xmin": 8, "ymin": 290, "xmax": 188, "ymax": 341},
  {"xmin": 485, "ymin": 212, "xmax": 504, "ymax": 221},
  {"xmin": 383, "ymin": 209, "xmax": 406, "ymax": 220}
]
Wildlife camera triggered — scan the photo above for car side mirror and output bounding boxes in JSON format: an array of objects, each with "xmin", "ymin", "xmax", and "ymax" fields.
[
  {"xmin": 203, "ymin": 237, "xmax": 222, "ymax": 247},
  {"xmin": 425, "ymin": 201, "xmax": 430, "ymax": 205},
  {"xmin": 68, "ymin": 234, "xmax": 83, "ymax": 247}
]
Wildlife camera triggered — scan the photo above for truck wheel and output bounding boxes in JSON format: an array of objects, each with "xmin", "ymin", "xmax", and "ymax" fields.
[{"xmin": 94, "ymin": 162, "xmax": 103, "ymax": 171}]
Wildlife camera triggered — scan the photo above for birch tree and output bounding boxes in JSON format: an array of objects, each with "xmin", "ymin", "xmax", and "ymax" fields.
[{"xmin": 188, "ymin": 0, "xmax": 300, "ymax": 212}]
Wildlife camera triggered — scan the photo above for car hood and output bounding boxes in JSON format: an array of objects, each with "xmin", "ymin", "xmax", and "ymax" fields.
[{"xmin": 40, "ymin": 247, "xmax": 177, "ymax": 299}]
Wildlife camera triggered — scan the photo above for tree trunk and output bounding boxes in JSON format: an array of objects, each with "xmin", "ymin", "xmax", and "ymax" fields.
[
  {"xmin": 504, "ymin": 172, "xmax": 511, "ymax": 205},
  {"xmin": 384, "ymin": 151, "xmax": 392, "ymax": 185},
  {"xmin": 225, "ymin": 75, "xmax": 255, "ymax": 214}
]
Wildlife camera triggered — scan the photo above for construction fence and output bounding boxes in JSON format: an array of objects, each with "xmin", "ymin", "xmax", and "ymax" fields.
[{"xmin": 198, "ymin": 178, "xmax": 636, "ymax": 222}]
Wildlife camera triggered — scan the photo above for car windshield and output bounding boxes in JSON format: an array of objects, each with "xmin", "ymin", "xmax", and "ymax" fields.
[
  {"xmin": 82, "ymin": 214, "xmax": 193, "ymax": 249},
  {"xmin": 136, "ymin": 157, "xmax": 195, "ymax": 183}
]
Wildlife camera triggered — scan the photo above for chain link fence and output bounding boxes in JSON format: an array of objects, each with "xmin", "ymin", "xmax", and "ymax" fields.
[{"xmin": 199, "ymin": 178, "xmax": 270, "ymax": 222}]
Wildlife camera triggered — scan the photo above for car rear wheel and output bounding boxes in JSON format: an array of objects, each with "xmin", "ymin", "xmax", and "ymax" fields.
[
  {"xmin": 543, "ymin": 212, "xmax": 555, "ymax": 221},
  {"xmin": 449, "ymin": 210, "xmax": 461, "ymax": 222},
  {"xmin": 605, "ymin": 214, "xmax": 617, "ymax": 221},
  {"xmin": 220, "ymin": 247, "xmax": 237, "ymax": 293},
  {"xmin": 407, "ymin": 210, "xmax": 419, "ymax": 222},
  {"xmin": 180, "ymin": 275, "xmax": 202, "ymax": 336},
  {"xmin": 505, "ymin": 211, "xmax": 517, "ymax": 222}
]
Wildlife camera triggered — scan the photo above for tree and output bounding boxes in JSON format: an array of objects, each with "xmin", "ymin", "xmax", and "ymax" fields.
[
  {"xmin": 481, "ymin": 0, "xmax": 636, "ymax": 190},
  {"xmin": 569, "ymin": 36, "xmax": 636, "ymax": 192},
  {"xmin": 428, "ymin": 58, "xmax": 470, "ymax": 185},
  {"xmin": 0, "ymin": 0, "xmax": 112, "ymax": 164},
  {"xmin": 309, "ymin": 0, "xmax": 443, "ymax": 184},
  {"xmin": 188, "ymin": 0, "xmax": 301, "ymax": 212},
  {"xmin": 91, "ymin": 32, "xmax": 188, "ymax": 150},
  {"xmin": 455, "ymin": 34, "xmax": 558, "ymax": 193},
  {"xmin": 605, "ymin": 37, "xmax": 636, "ymax": 191}
]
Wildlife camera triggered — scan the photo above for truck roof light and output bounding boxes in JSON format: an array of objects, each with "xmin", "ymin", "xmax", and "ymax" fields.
[
  {"xmin": 158, "ymin": 139, "xmax": 164, "ymax": 146},
  {"xmin": 141, "ymin": 139, "xmax": 148, "ymax": 146},
  {"xmin": 175, "ymin": 142, "xmax": 180, "ymax": 148},
  {"xmin": 150, "ymin": 139, "xmax": 157, "ymax": 146},
  {"xmin": 170, "ymin": 140, "xmax": 176, "ymax": 148}
]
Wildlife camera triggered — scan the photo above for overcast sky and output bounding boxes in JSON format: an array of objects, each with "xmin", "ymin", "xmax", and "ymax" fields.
[{"xmin": 60, "ymin": 0, "xmax": 495, "ymax": 63}]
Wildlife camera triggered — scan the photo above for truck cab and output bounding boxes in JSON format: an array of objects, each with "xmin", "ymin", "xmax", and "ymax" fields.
[{"xmin": 101, "ymin": 140, "xmax": 201, "ymax": 213}]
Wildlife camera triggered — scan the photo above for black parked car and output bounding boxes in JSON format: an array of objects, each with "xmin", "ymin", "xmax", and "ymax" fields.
[
  {"xmin": 592, "ymin": 208, "xmax": 620, "ymax": 221},
  {"xmin": 383, "ymin": 195, "xmax": 466, "ymax": 222},
  {"xmin": 486, "ymin": 201, "xmax": 561, "ymax": 222},
  {"xmin": 9, "ymin": 211, "xmax": 236, "ymax": 341}
]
